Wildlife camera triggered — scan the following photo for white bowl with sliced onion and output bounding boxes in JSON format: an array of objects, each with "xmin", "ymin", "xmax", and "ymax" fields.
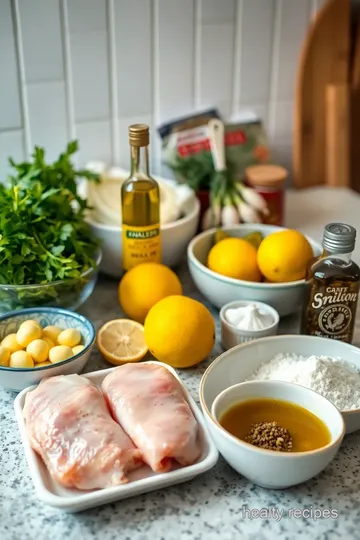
[{"xmin": 83, "ymin": 167, "xmax": 200, "ymax": 277}]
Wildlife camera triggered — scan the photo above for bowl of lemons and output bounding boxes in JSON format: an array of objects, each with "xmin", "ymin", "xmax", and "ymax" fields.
[
  {"xmin": 187, "ymin": 224, "xmax": 323, "ymax": 317},
  {"xmin": 0, "ymin": 307, "xmax": 95, "ymax": 391}
]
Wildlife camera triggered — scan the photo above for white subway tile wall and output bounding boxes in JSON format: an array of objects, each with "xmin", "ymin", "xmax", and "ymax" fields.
[
  {"xmin": 0, "ymin": 0, "xmax": 320, "ymax": 180},
  {"xmin": 274, "ymin": 0, "xmax": 312, "ymax": 102},
  {"xmin": 155, "ymin": 0, "xmax": 194, "ymax": 122},
  {"xmin": 238, "ymin": 0, "xmax": 275, "ymax": 107},
  {"xmin": 26, "ymin": 81, "xmax": 68, "ymax": 161},
  {"xmin": 0, "ymin": 131, "xmax": 24, "ymax": 177},
  {"xmin": 114, "ymin": 0, "xmax": 152, "ymax": 119},
  {"xmin": 75, "ymin": 120, "xmax": 112, "ymax": 165},
  {"xmin": 70, "ymin": 30, "xmax": 111, "ymax": 122},
  {"xmin": 18, "ymin": 0, "xmax": 64, "ymax": 83},
  {"xmin": 0, "ymin": 1, "xmax": 22, "ymax": 131},
  {"xmin": 67, "ymin": 0, "xmax": 107, "ymax": 32},
  {"xmin": 199, "ymin": 23, "xmax": 235, "ymax": 117}
]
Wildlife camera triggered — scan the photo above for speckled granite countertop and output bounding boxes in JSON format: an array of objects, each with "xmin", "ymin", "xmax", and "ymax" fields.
[
  {"xmin": 2, "ymin": 189, "xmax": 360, "ymax": 540},
  {"xmin": 2, "ymin": 266, "xmax": 360, "ymax": 540}
]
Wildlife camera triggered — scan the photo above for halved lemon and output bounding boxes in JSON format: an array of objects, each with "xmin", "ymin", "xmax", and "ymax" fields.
[{"xmin": 97, "ymin": 319, "xmax": 148, "ymax": 365}]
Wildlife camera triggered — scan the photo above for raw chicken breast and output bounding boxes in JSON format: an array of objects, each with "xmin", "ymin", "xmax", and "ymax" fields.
[
  {"xmin": 102, "ymin": 364, "xmax": 201, "ymax": 472},
  {"xmin": 23, "ymin": 374, "xmax": 142, "ymax": 490}
]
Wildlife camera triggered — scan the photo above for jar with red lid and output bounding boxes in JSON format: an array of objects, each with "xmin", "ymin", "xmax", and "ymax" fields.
[{"xmin": 245, "ymin": 165, "xmax": 288, "ymax": 226}]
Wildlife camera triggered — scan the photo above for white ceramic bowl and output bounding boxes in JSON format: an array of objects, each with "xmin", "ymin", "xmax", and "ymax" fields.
[
  {"xmin": 220, "ymin": 300, "xmax": 279, "ymax": 348},
  {"xmin": 87, "ymin": 196, "xmax": 200, "ymax": 277},
  {"xmin": 187, "ymin": 224, "xmax": 323, "ymax": 317},
  {"xmin": 210, "ymin": 380, "xmax": 345, "ymax": 489},
  {"xmin": 200, "ymin": 334, "xmax": 360, "ymax": 434},
  {"xmin": 0, "ymin": 308, "xmax": 95, "ymax": 392}
]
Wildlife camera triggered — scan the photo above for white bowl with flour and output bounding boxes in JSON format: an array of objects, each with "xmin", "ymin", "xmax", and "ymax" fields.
[{"xmin": 200, "ymin": 335, "xmax": 360, "ymax": 434}]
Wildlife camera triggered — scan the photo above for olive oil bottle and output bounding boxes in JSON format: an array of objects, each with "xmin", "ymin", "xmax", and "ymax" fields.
[
  {"xmin": 301, "ymin": 223, "xmax": 360, "ymax": 343},
  {"xmin": 121, "ymin": 124, "xmax": 161, "ymax": 271}
]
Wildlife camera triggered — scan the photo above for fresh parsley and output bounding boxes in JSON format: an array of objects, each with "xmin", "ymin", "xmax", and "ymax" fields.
[{"xmin": 0, "ymin": 141, "xmax": 99, "ymax": 289}]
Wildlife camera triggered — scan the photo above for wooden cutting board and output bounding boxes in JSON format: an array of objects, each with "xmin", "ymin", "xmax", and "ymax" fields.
[
  {"xmin": 293, "ymin": 0, "xmax": 350, "ymax": 188},
  {"xmin": 350, "ymin": 15, "xmax": 360, "ymax": 193},
  {"xmin": 325, "ymin": 84, "xmax": 349, "ymax": 187}
]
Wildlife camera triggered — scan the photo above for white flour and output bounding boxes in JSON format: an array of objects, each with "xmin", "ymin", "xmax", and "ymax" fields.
[{"xmin": 248, "ymin": 353, "xmax": 360, "ymax": 411}]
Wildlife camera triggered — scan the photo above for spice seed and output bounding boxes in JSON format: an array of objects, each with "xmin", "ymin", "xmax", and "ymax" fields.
[{"xmin": 245, "ymin": 421, "xmax": 293, "ymax": 452}]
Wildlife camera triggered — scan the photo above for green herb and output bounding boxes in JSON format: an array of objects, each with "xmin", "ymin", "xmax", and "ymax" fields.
[
  {"xmin": 162, "ymin": 120, "xmax": 270, "ymax": 192},
  {"xmin": 0, "ymin": 141, "xmax": 99, "ymax": 311},
  {"xmin": 170, "ymin": 152, "xmax": 215, "ymax": 191}
]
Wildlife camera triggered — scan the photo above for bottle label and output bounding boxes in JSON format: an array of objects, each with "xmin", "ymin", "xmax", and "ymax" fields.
[
  {"xmin": 318, "ymin": 304, "xmax": 352, "ymax": 335},
  {"xmin": 122, "ymin": 223, "xmax": 161, "ymax": 271},
  {"xmin": 306, "ymin": 286, "xmax": 358, "ymax": 342}
]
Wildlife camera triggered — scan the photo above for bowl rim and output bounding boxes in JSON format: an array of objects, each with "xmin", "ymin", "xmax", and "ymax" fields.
[
  {"xmin": 219, "ymin": 300, "xmax": 280, "ymax": 336},
  {"xmin": 0, "ymin": 249, "xmax": 102, "ymax": 291},
  {"xmin": 210, "ymin": 379, "xmax": 345, "ymax": 457},
  {"xmin": 86, "ymin": 196, "xmax": 200, "ymax": 232},
  {"xmin": 199, "ymin": 334, "xmax": 360, "ymax": 416},
  {"xmin": 0, "ymin": 307, "xmax": 95, "ymax": 372},
  {"xmin": 187, "ymin": 224, "xmax": 323, "ymax": 290}
]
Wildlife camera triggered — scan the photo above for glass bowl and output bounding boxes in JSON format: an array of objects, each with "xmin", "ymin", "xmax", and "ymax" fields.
[{"xmin": 0, "ymin": 250, "xmax": 102, "ymax": 313}]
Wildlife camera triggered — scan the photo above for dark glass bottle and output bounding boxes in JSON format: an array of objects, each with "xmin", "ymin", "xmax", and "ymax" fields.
[{"xmin": 301, "ymin": 223, "xmax": 360, "ymax": 344}]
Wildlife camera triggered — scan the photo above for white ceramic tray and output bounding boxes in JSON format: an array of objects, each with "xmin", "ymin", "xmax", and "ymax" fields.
[{"xmin": 14, "ymin": 362, "xmax": 219, "ymax": 512}]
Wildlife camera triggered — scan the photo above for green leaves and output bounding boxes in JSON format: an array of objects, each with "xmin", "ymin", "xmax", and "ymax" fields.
[
  {"xmin": 51, "ymin": 245, "xmax": 65, "ymax": 256},
  {"xmin": 60, "ymin": 223, "xmax": 73, "ymax": 241},
  {"xmin": 0, "ymin": 140, "xmax": 99, "ymax": 287},
  {"xmin": 170, "ymin": 152, "xmax": 215, "ymax": 191}
]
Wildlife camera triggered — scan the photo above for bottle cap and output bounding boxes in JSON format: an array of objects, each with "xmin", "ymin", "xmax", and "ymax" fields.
[
  {"xmin": 129, "ymin": 124, "xmax": 149, "ymax": 147},
  {"xmin": 322, "ymin": 223, "xmax": 356, "ymax": 254}
]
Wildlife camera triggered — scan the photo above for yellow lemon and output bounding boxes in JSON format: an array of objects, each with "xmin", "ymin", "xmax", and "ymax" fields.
[
  {"xmin": 207, "ymin": 237, "xmax": 261, "ymax": 282},
  {"xmin": 119, "ymin": 262, "xmax": 183, "ymax": 323},
  {"xmin": 97, "ymin": 319, "xmax": 148, "ymax": 365},
  {"xmin": 144, "ymin": 296, "xmax": 215, "ymax": 368},
  {"xmin": 257, "ymin": 229, "xmax": 313, "ymax": 283}
]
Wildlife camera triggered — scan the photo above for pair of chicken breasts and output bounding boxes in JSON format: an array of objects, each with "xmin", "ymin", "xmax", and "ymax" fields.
[{"xmin": 24, "ymin": 364, "xmax": 201, "ymax": 490}]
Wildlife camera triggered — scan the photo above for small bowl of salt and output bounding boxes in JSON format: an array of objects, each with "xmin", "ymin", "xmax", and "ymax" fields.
[{"xmin": 220, "ymin": 300, "xmax": 279, "ymax": 350}]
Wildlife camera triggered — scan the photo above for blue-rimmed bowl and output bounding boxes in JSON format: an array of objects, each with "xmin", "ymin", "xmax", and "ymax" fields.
[
  {"xmin": 187, "ymin": 224, "xmax": 323, "ymax": 317},
  {"xmin": 0, "ymin": 307, "xmax": 95, "ymax": 392}
]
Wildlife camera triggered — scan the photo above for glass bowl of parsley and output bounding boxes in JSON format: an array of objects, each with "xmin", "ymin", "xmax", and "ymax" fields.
[
  {"xmin": 0, "ymin": 250, "xmax": 102, "ymax": 313},
  {"xmin": 0, "ymin": 142, "xmax": 102, "ymax": 313}
]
